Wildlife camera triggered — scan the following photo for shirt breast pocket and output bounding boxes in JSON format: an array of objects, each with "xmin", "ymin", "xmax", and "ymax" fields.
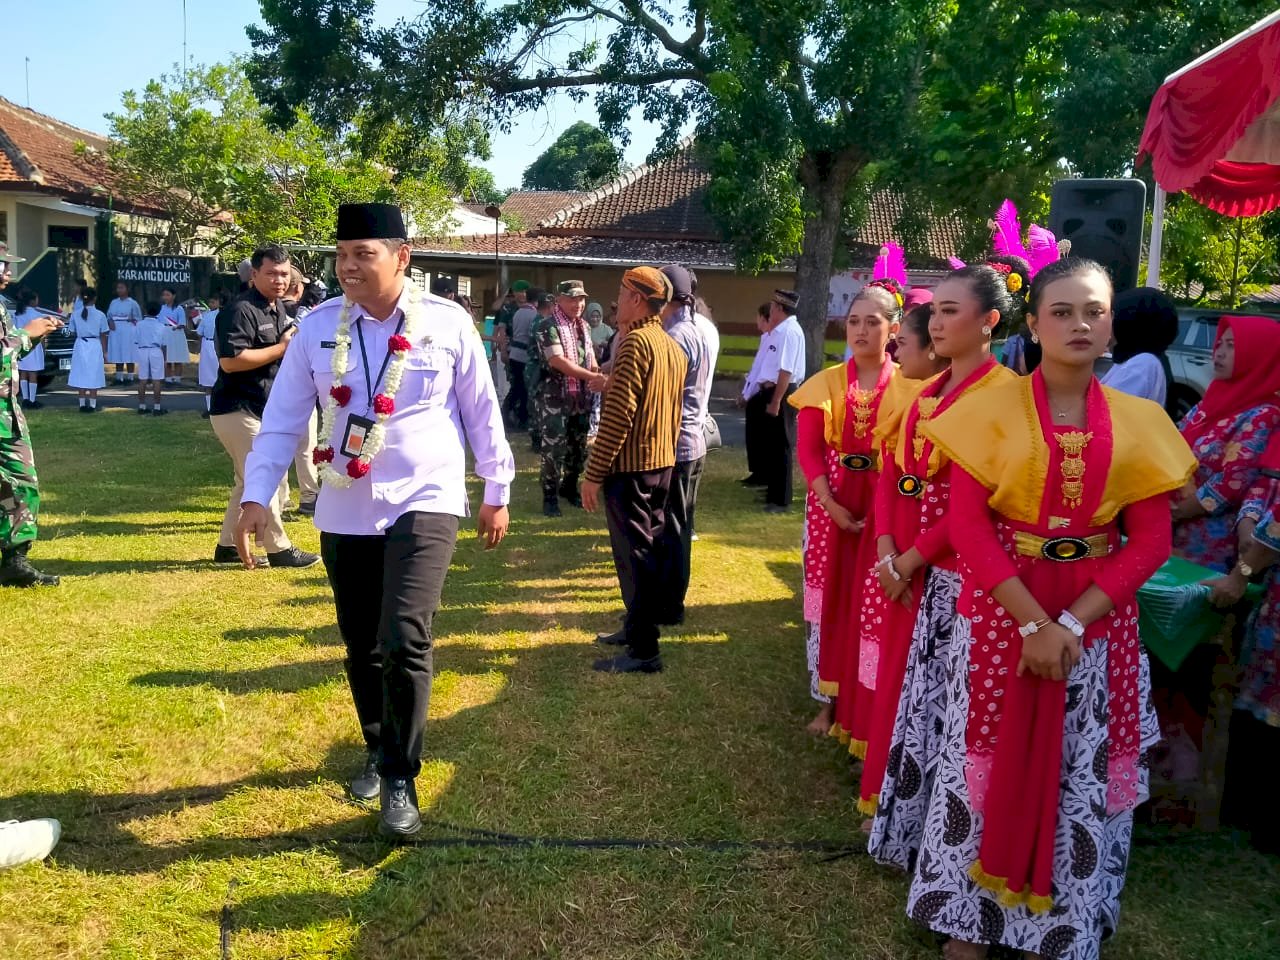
[
  {"xmin": 312, "ymin": 351, "xmax": 355, "ymax": 397},
  {"xmin": 403, "ymin": 353, "xmax": 450, "ymax": 406}
]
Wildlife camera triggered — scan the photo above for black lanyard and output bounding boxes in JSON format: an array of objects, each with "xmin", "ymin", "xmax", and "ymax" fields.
[{"xmin": 353, "ymin": 313, "xmax": 406, "ymax": 413}]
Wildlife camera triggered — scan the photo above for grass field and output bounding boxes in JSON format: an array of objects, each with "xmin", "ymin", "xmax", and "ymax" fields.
[{"xmin": 1, "ymin": 409, "xmax": 1277, "ymax": 959}]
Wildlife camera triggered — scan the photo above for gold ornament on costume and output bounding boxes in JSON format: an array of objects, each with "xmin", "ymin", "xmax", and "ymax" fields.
[
  {"xmin": 912, "ymin": 397, "xmax": 942, "ymax": 462},
  {"xmin": 851, "ymin": 386, "xmax": 876, "ymax": 438},
  {"xmin": 1055, "ymin": 430, "xmax": 1093, "ymax": 510}
]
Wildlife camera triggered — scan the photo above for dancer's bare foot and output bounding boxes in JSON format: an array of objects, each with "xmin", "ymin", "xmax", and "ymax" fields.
[
  {"xmin": 942, "ymin": 939, "xmax": 988, "ymax": 960},
  {"xmin": 806, "ymin": 702, "xmax": 835, "ymax": 737}
]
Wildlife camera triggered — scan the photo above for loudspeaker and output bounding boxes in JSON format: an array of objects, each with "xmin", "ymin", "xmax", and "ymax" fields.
[{"xmin": 1048, "ymin": 179, "xmax": 1147, "ymax": 293}]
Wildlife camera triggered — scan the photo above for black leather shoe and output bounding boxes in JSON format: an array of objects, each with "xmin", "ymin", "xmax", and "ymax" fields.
[
  {"xmin": 350, "ymin": 752, "xmax": 380, "ymax": 801},
  {"xmin": 593, "ymin": 653, "xmax": 662, "ymax": 673},
  {"xmin": 27, "ymin": 400, "xmax": 44, "ymax": 410},
  {"xmin": 212, "ymin": 544, "xmax": 267, "ymax": 565},
  {"xmin": 0, "ymin": 553, "xmax": 59, "ymax": 588},
  {"xmin": 595, "ymin": 629, "xmax": 627, "ymax": 646},
  {"xmin": 297, "ymin": 500, "xmax": 317, "ymax": 516},
  {"xmin": 266, "ymin": 547, "xmax": 320, "ymax": 569},
  {"xmin": 559, "ymin": 484, "xmax": 583, "ymax": 508},
  {"xmin": 543, "ymin": 499, "xmax": 561, "ymax": 518},
  {"xmin": 152, "ymin": 408, "xmax": 167, "ymax": 417},
  {"xmin": 380, "ymin": 777, "xmax": 422, "ymax": 838}
]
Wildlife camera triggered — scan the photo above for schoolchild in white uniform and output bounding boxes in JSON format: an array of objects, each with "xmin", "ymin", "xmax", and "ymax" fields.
[
  {"xmin": 14, "ymin": 288, "xmax": 46, "ymax": 409},
  {"xmin": 194, "ymin": 292, "xmax": 222, "ymax": 417},
  {"xmin": 134, "ymin": 300, "xmax": 167, "ymax": 416},
  {"xmin": 107, "ymin": 281, "xmax": 142, "ymax": 383},
  {"xmin": 68, "ymin": 286, "xmax": 110, "ymax": 411},
  {"xmin": 159, "ymin": 287, "xmax": 189, "ymax": 383}
]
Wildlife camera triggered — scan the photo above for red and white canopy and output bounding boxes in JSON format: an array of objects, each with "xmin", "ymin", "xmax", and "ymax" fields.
[{"xmin": 1138, "ymin": 9, "xmax": 1280, "ymax": 284}]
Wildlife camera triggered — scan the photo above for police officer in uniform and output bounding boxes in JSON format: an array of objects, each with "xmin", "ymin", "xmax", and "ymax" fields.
[
  {"xmin": 0, "ymin": 243, "xmax": 63, "ymax": 587},
  {"xmin": 237, "ymin": 203, "xmax": 514, "ymax": 838}
]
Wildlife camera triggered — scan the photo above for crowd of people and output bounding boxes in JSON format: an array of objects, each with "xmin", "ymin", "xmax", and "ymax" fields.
[
  {"xmin": 792, "ymin": 209, "xmax": 1280, "ymax": 957},
  {"xmin": 3, "ymin": 195, "xmax": 1279, "ymax": 960}
]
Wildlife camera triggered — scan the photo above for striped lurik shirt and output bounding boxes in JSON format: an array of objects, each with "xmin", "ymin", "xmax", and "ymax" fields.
[{"xmin": 585, "ymin": 314, "xmax": 687, "ymax": 482}]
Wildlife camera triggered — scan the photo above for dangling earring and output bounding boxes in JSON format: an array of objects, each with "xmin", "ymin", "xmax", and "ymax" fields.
[
  {"xmin": 1030, "ymin": 332, "xmax": 1040, "ymax": 344},
  {"xmin": 928, "ymin": 350, "xmax": 937, "ymax": 361},
  {"xmin": 981, "ymin": 325, "xmax": 992, "ymax": 337}
]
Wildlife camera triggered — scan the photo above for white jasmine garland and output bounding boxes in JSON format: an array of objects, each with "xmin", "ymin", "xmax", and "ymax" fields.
[{"xmin": 314, "ymin": 296, "xmax": 424, "ymax": 488}]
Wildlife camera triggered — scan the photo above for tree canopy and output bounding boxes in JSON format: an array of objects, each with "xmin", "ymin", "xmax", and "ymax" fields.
[
  {"xmin": 522, "ymin": 122, "xmax": 622, "ymax": 191},
  {"xmin": 95, "ymin": 61, "xmax": 477, "ymax": 262},
  {"xmin": 247, "ymin": 0, "xmax": 1277, "ymax": 372}
]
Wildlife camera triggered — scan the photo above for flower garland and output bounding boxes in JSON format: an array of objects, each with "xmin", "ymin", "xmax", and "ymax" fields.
[{"xmin": 313, "ymin": 297, "xmax": 421, "ymax": 488}]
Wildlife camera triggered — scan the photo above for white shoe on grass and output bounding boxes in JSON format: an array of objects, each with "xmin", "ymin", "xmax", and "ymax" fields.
[{"xmin": 0, "ymin": 819, "xmax": 61, "ymax": 868}]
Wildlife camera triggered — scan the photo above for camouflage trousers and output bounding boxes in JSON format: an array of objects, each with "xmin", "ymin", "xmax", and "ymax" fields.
[
  {"xmin": 0, "ymin": 435, "xmax": 39, "ymax": 552},
  {"xmin": 540, "ymin": 410, "xmax": 591, "ymax": 502}
]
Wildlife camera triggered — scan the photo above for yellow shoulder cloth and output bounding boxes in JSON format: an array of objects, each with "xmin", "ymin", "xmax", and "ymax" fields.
[{"xmin": 923, "ymin": 377, "xmax": 1196, "ymax": 525}]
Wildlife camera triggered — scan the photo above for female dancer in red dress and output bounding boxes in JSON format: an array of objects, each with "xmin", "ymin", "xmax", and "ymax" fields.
[
  {"xmin": 861, "ymin": 264, "xmax": 1022, "ymax": 859},
  {"xmin": 907, "ymin": 256, "xmax": 1193, "ymax": 960},
  {"xmin": 792, "ymin": 280, "xmax": 907, "ymax": 736}
]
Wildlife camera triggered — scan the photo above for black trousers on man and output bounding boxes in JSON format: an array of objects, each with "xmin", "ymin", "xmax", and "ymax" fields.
[
  {"xmin": 749, "ymin": 384, "xmax": 798, "ymax": 507},
  {"xmin": 743, "ymin": 393, "xmax": 764, "ymax": 479},
  {"xmin": 504, "ymin": 360, "xmax": 529, "ymax": 429},
  {"xmin": 654, "ymin": 456, "xmax": 705, "ymax": 626},
  {"xmin": 320, "ymin": 511, "xmax": 458, "ymax": 779},
  {"xmin": 604, "ymin": 468, "xmax": 673, "ymax": 660}
]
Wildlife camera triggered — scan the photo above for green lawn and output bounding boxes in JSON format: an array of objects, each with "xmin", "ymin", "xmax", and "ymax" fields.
[{"xmin": 1, "ymin": 410, "xmax": 1276, "ymax": 959}]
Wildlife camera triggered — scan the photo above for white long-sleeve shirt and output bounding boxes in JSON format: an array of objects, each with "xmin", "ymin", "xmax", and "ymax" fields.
[{"xmin": 243, "ymin": 285, "xmax": 515, "ymax": 534}]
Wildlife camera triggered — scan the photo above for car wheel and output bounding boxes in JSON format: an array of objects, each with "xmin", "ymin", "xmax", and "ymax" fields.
[{"xmin": 1168, "ymin": 385, "xmax": 1200, "ymax": 423}]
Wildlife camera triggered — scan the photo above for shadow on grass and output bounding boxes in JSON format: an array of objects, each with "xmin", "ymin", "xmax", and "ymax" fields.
[{"xmin": 43, "ymin": 517, "xmax": 224, "ymax": 539}]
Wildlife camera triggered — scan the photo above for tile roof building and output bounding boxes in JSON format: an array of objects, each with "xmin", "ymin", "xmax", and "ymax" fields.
[
  {"xmin": 408, "ymin": 141, "xmax": 965, "ymax": 329},
  {"xmin": 0, "ymin": 95, "xmax": 171, "ymax": 277}
]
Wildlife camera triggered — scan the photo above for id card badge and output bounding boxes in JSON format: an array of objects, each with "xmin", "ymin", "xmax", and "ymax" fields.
[{"xmin": 340, "ymin": 414, "xmax": 376, "ymax": 458}]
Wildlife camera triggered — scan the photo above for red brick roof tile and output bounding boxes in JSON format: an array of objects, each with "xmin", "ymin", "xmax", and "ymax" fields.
[
  {"xmin": 499, "ymin": 190, "xmax": 587, "ymax": 227},
  {"xmin": 417, "ymin": 140, "xmax": 970, "ymax": 270},
  {"xmin": 0, "ymin": 96, "xmax": 164, "ymax": 215}
]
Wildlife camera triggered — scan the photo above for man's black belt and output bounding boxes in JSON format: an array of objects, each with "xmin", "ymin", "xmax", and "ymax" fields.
[
  {"xmin": 78, "ymin": 336, "xmax": 98, "ymax": 341},
  {"xmin": 511, "ymin": 340, "xmax": 527, "ymax": 350}
]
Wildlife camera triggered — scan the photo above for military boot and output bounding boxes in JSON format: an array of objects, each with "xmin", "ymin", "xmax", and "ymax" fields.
[{"xmin": 0, "ymin": 549, "xmax": 59, "ymax": 587}]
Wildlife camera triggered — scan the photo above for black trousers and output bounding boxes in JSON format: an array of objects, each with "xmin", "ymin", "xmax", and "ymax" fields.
[
  {"xmin": 654, "ymin": 456, "xmax": 705, "ymax": 625},
  {"xmin": 604, "ymin": 468, "xmax": 673, "ymax": 660},
  {"xmin": 744, "ymin": 393, "xmax": 764, "ymax": 478},
  {"xmin": 320, "ymin": 511, "xmax": 458, "ymax": 779},
  {"xmin": 504, "ymin": 360, "xmax": 529, "ymax": 428},
  {"xmin": 749, "ymin": 385, "xmax": 798, "ymax": 506}
]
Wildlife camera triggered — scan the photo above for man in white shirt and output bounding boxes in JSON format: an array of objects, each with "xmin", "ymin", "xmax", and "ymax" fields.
[
  {"xmin": 739, "ymin": 303, "xmax": 772, "ymax": 487},
  {"xmin": 236, "ymin": 203, "xmax": 514, "ymax": 839},
  {"xmin": 752, "ymin": 289, "xmax": 806, "ymax": 512}
]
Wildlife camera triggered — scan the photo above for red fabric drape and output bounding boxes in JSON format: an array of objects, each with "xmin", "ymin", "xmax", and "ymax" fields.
[
  {"xmin": 1137, "ymin": 17, "xmax": 1280, "ymax": 214},
  {"xmin": 1186, "ymin": 160, "xmax": 1280, "ymax": 217}
]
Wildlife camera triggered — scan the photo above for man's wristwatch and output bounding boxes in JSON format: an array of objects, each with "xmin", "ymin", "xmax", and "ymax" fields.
[
  {"xmin": 1057, "ymin": 611, "xmax": 1086, "ymax": 639},
  {"xmin": 1237, "ymin": 561, "xmax": 1255, "ymax": 579}
]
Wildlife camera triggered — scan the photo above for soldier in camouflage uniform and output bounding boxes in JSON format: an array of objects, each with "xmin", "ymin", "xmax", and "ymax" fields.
[
  {"xmin": 532, "ymin": 281, "xmax": 601, "ymax": 517},
  {"xmin": 0, "ymin": 243, "xmax": 63, "ymax": 587}
]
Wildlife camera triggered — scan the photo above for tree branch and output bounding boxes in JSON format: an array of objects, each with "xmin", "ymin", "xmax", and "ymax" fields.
[{"xmin": 489, "ymin": 67, "xmax": 703, "ymax": 95}]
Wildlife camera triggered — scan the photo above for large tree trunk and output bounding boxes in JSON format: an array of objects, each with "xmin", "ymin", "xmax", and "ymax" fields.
[{"xmin": 795, "ymin": 149, "xmax": 863, "ymax": 379}]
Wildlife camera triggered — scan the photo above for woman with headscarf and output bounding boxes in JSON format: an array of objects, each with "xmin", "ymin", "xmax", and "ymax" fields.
[
  {"xmin": 1172, "ymin": 315, "xmax": 1280, "ymax": 573},
  {"xmin": 1099, "ymin": 286, "xmax": 1179, "ymax": 409},
  {"xmin": 1220, "ymin": 438, "xmax": 1280, "ymax": 853}
]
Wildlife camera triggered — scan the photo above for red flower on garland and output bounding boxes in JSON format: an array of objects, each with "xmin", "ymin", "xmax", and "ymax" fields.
[
  {"xmin": 388, "ymin": 334, "xmax": 412, "ymax": 354},
  {"xmin": 346, "ymin": 458, "xmax": 371, "ymax": 479},
  {"xmin": 373, "ymin": 393, "xmax": 395, "ymax": 416},
  {"xmin": 985, "ymin": 261, "xmax": 1013, "ymax": 275},
  {"xmin": 312, "ymin": 446, "xmax": 335, "ymax": 464},
  {"xmin": 330, "ymin": 384, "xmax": 353, "ymax": 407}
]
